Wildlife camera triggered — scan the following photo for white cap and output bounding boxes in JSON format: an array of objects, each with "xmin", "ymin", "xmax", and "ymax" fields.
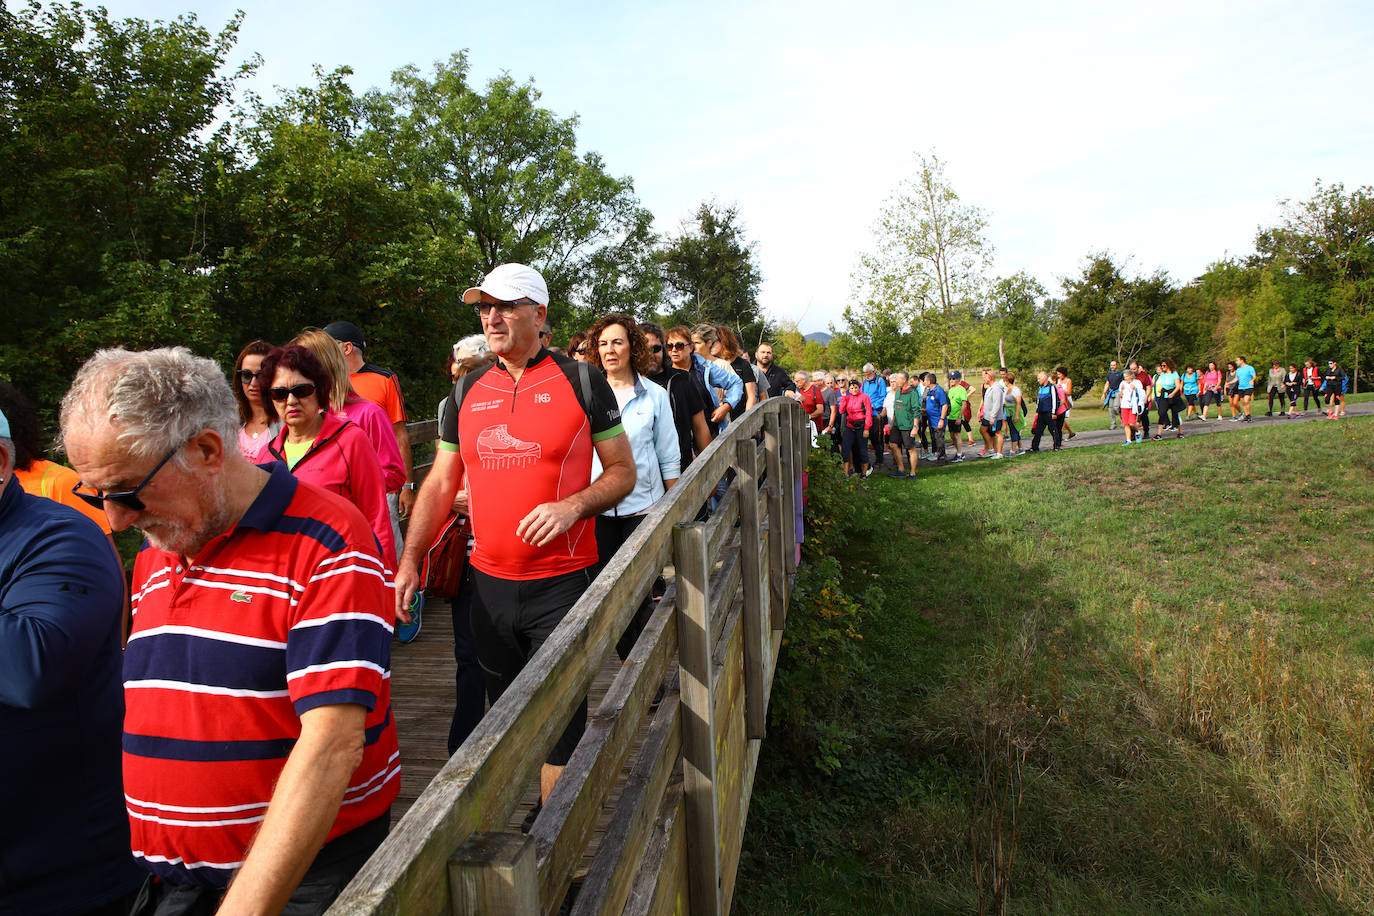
[{"xmin": 462, "ymin": 263, "xmax": 549, "ymax": 307}]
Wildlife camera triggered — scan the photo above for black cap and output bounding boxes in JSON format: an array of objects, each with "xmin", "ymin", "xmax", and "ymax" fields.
[{"xmin": 323, "ymin": 321, "xmax": 365, "ymax": 349}]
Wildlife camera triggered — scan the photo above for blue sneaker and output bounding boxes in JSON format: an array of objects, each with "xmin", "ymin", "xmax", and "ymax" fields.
[{"xmin": 396, "ymin": 591, "xmax": 423, "ymax": 644}]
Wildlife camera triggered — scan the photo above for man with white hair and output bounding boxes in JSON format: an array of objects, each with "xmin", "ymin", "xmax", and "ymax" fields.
[
  {"xmin": 396, "ymin": 263, "xmax": 635, "ymax": 813},
  {"xmin": 1, "ymin": 407, "xmax": 145, "ymax": 916},
  {"xmin": 61, "ymin": 347, "xmax": 399, "ymax": 914}
]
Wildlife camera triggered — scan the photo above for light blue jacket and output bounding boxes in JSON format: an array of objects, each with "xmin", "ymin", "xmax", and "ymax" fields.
[
  {"xmin": 861, "ymin": 376, "xmax": 887, "ymax": 415},
  {"xmin": 692, "ymin": 353, "xmax": 744, "ymax": 409},
  {"xmin": 593, "ymin": 374, "xmax": 681, "ymax": 516}
]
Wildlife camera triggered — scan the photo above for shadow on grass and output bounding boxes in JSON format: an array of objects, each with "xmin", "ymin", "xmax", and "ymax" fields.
[{"xmin": 739, "ymin": 429, "xmax": 1371, "ymax": 915}]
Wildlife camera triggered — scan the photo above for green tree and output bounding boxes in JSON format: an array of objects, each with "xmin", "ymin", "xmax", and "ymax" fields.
[
  {"xmin": 987, "ymin": 272, "xmax": 1051, "ymax": 369},
  {"xmin": 853, "ymin": 151, "xmax": 994, "ymax": 371},
  {"xmin": 659, "ymin": 201, "xmax": 765, "ymax": 344},
  {"xmin": 0, "ymin": 2, "xmax": 254, "ymax": 409},
  {"xmin": 363, "ymin": 53, "xmax": 659, "ymax": 337}
]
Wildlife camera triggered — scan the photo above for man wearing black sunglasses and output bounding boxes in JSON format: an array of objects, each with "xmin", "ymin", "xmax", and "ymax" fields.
[
  {"xmin": 61, "ymin": 347, "xmax": 400, "ymax": 915},
  {"xmin": 395, "ymin": 262, "xmax": 635, "ymax": 812}
]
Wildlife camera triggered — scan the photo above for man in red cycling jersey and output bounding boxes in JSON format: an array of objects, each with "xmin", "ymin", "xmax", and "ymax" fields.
[{"xmin": 395, "ymin": 263, "xmax": 635, "ymax": 809}]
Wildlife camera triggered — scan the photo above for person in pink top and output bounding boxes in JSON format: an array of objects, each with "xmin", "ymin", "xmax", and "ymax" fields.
[
  {"xmin": 233, "ymin": 340, "xmax": 280, "ymax": 462},
  {"xmin": 838, "ymin": 378, "xmax": 874, "ymax": 478},
  {"xmin": 293, "ymin": 328, "xmax": 406, "ymax": 491},
  {"xmin": 1199, "ymin": 360, "xmax": 1223, "ymax": 420}
]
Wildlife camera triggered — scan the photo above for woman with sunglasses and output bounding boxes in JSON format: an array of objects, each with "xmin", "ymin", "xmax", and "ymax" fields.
[
  {"xmin": 567, "ymin": 332, "xmax": 590, "ymax": 363},
  {"xmin": 675, "ymin": 325, "xmax": 742, "ymax": 435},
  {"xmin": 642, "ymin": 322, "xmax": 712, "ymax": 470},
  {"xmin": 260, "ymin": 345, "xmax": 395, "ymax": 574},
  {"xmin": 233, "ymin": 340, "xmax": 279, "ymax": 462}
]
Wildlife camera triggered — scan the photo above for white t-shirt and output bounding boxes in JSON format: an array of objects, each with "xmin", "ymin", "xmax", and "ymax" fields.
[{"xmin": 1119, "ymin": 380, "xmax": 1145, "ymax": 413}]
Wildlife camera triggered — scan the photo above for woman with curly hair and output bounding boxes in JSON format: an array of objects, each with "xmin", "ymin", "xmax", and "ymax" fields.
[{"xmin": 587, "ymin": 312, "xmax": 680, "ymax": 659}]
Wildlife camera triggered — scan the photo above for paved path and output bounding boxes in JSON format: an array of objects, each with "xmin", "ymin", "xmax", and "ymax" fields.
[{"xmin": 889, "ymin": 399, "xmax": 1373, "ymax": 469}]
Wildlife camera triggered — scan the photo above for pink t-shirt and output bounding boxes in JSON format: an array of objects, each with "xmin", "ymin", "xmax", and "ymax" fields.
[
  {"xmin": 1201, "ymin": 369, "xmax": 1222, "ymax": 391},
  {"xmin": 238, "ymin": 424, "xmax": 279, "ymax": 463}
]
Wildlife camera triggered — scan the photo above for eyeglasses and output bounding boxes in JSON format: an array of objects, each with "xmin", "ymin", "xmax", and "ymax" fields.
[
  {"xmin": 72, "ymin": 445, "xmax": 180, "ymax": 512},
  {"xmin": 574, "ymin": 345, "xmax": 588, "ymax": 355},
  {"xmin": 474, "ymin": 299, "xmax": 537, "ymax": 319},
  {"xmin": 666, "ymin": 341, "xmax": 689, "ymax": 351},
  {"xmin": 237, "ymin": 369, "xmax": 261, "ymax": 385},
  {"xmin": 540, "ymin": 329, "xmax": 552, "ymax": 338},
  {"xmin": 650, "ymin": 344, "xmax": 663, "ymax": 354},
  {"xmin": 269, "ymin": 382, "xmax": 317, "ymax": 402}
]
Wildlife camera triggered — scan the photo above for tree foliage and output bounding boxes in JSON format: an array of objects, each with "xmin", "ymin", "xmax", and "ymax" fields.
[{"xmin": 658, "ymin": 201, "xmax": 765, "ymax": 345}]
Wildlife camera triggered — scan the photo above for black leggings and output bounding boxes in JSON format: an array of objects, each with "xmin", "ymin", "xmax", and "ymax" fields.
[
  {"xmin": 842, "ymin": 424, "xmax": 869, "ymax": 468},
  {"xmin": 1030, "ymin": 412, "xmax": 1063, "ymax": 450},
  {"xmin": 1158, "ymin": 393, "xmax": 1181, "ymax": 427},
  {"xmin": 595, "ymin": 513, "xmax": 661, "ymax": 662},
  {"xmin": 1303, "ymin": 385, "xmax": 1323, "ymax": 410}
]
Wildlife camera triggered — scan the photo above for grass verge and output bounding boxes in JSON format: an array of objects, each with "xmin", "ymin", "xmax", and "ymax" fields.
[{"xmin": 738, "ymin": 414, "xmax": 1374, "ymax": 914}]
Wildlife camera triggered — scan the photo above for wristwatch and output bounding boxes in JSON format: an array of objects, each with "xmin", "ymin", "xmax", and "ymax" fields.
[{"xmin": 402, "ymin": 482, "xmax": 416, "ymax": 491}]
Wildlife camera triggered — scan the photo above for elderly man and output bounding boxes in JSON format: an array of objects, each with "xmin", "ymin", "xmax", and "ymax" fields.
[
  {"xmin": 756, "ymin": 343, "xmax": 797, "ymax": 399},
  {"xmin": 1, "ymin": 408, "xmax": 144, "ymax": 916},
  {"xmin": 859, "ymin": 363, "xmax": 887, "ymax": 468},
  {"xmin": 395, "ymin": 263, "xmax": 635, "ymax": 813},
  {"xmin": 62, "ymin": 348, "xmax": 399, "ymax": 915}
]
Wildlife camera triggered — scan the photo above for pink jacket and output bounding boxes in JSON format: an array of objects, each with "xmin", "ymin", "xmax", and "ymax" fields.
[
  {"xmin": 336, "ymin": 396, "xmax": 405, "ymax": 492},
  {"xmin": 838, "ymin": 393, "xmax": 872, "ymax": 431},
  {"xmin": 268, "ymin": 412, "xmax": 396, "ymax": 572}
]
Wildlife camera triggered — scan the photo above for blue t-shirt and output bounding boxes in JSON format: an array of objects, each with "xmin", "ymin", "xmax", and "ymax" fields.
[
  {"xmin": 1182, "ymin": 371, "xmax": 1200, "ymax": 396},
  {"xmin": 924, "ymin": 386, "xmax": 950, "ymax": 425},
  {"xmin": 1235, "ymin": 364, "xmax": 1257, "ymax": 390}
]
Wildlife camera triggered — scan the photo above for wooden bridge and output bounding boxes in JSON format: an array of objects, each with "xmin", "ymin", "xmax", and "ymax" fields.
[{"xmin": 328, "ymin": 396, "xmax": 809, "ymax": 916}]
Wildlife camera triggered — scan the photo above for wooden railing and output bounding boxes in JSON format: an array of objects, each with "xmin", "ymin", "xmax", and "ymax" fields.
[{"xmin": 329, "ymin": 396, "xmax": 809, "ymax": 916}]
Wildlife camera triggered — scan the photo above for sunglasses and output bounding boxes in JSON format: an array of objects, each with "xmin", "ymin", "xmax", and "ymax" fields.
[
  {"xmin": 666, "ymin": 341, "xmax": 689, "ymax": 350},
  {"xmin": 474, "ymin": 298, "xmax": 537, "ymax": 319},
  {"xmin": 574, "ymin": 345, "xmax": 588, "ymax": 355},
  {"xmin": 237, "ymin": 369, "xmax": 262, "ymax": 385},
  {"xmin": 72, "ymin": 445, "xmax": 180, "ymax": 513},
  {"xmin": 650, "ymin": 344, "xmax": 663, "ymax": 354},
  {"xmin": 269, "ymin": 382, "xmax": 317, "ymax": 402}
]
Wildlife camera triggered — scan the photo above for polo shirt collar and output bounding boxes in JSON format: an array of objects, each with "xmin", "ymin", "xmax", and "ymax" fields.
[
  {"xmin": 497, "ymin": 346, "xmax": 550, "ymax": 374},
  {"xmin": 237, "ymin": 461, "xmax": 299, "ymax": 532}
]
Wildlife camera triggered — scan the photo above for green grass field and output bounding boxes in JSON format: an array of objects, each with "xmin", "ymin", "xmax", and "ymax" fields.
[{"xmin": 738, "ymin": 414, "xmax": 1374, "ymax": 915}]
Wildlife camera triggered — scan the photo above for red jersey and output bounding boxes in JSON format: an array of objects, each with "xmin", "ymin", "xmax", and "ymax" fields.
[
  {"xmin": 439, "ymin": 349, "xmax": 623, "ymax": 581},
  {"xmin": 122, "ymin": 464, "xmax": 399, "ymax": 887}
]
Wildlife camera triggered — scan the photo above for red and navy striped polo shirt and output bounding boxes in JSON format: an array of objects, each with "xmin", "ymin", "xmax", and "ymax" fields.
[{"xmin": 122, "ymin": 463, "xmax": 399, "ymax": 887}]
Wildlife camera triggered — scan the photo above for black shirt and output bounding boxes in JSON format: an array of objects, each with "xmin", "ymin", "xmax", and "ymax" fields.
[{"xmin": 761, "ymin": 363, "xmax": 797, "ymax": 399}]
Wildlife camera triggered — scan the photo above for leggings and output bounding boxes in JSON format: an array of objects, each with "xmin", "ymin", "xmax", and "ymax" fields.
[
  {"xmin": 1158, "ymin": 393, "xmax": 1180, "ymax": 427},
  {"xmin": 1005, "ymin": 416, "xmax": 1021, "ymax": 446},
  {"xmin": 867, "ymin": 421, "xmax": 885, "ymax": 463},
  {"xmin": 1268, "ymin": 386, "xmax": 1286, "ymax": 413},
  {"xmin": 1303, "ymin": 385, "xmax": 1322, "ymax": 410},
  {"xmin": 842, "ymin": 424, "xmax": 869, "ymax": 468},
  {"xmin": 1030, "ymin": 412, "xmax": 1063, "ymax": 450}
]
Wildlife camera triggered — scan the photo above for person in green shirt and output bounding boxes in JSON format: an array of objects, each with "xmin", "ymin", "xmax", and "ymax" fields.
[
  {"xmin": 887, "ymin": 371, "xmax": 922, "ymax": 478},
  {"xmin": 945, "ymin": 371, "xmax": 972, "ymax": 461}
]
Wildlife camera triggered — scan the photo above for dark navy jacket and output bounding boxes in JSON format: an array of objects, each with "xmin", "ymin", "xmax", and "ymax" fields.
[{"xmin": 0, "ymin": 478, "xmax": 143, "ymax": 913}]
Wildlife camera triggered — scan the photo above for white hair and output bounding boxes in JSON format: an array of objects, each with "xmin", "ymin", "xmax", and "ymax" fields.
[
  {"xmin": 60, "ymin": 347, "xmax": 239, "ymax": 462},
  {"xmin": 453, "ymin": 334, "xmax": 490, "ymax": 362}
]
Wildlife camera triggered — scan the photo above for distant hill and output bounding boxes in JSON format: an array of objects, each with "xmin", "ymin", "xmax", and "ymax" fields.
[{"xmin": 804, "ymin": 331, "xmax": 831, "ymax": 344}]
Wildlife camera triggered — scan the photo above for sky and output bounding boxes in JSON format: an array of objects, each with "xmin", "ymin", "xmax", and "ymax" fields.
[{"xmin": 91, "ymin": 0, "xmax": 1374, "ymax": 334}]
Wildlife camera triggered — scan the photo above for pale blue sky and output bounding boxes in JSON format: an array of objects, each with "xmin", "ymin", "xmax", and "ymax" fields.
[{"xmin": 101, "ymin": 0, "xmax": 1374, "ymax": 332}]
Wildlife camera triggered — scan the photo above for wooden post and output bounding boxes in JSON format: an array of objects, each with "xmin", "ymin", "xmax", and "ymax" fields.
[
  {"xmin": 672, "ymin": 522, "xmax": 723, "ymax": 916},
  {"xmin": 762, "ymin": 412, "xmax": 786, "ymax": 632},
  {"xmin": 778, "ymin": 406, "xmax": 798, "ymax": 580},
  {"xmin": 735, "ymin": 437, "xmax": 767, "ymax": 740},
  {"xmin": 449, "ymin": 832, "xmax": 540, "ymax": 916}
]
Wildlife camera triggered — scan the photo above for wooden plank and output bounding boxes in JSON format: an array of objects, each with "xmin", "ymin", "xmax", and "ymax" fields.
[
  {"xmin": 734, "ymin": 437, "xmax": 766, "ymax": 740},
  {"xmin": 626, "ymin": 777, "xmax": 689, "ymax": 916},
  {"xmin": 535, "ymin": 583, "xmax": 680, "ymax": 909},
  {"xmin": 707, "ymin": 547, "xmax": 741, "ymax": 653},
  {"xmin": 703, "ymin": 482, "xmax": 738, "ymax": 560},
  {"xmin": 448, "ymin": 832, "xmax": 540, "ymax": 916},
  {"xmin": 762, "ymin": 411, "xmax": 787, "ymax": 632},
  {"xmin": 671, "ymin": 522, "xmax": 722, "ymax": 916},
  {"xmin": 778, "ymin": 406, "xmax": 798, "ymax": 581},
  {"xmin": 711, "ymin": 611, "xmax": 748, "ymax": 909},
  {"xmin": 570, "ymin": 686, "xmax": 683, "ymax": 916},
  {"xmin": 407, "ymin": 419, "xmax": 439, "ymax": 445}
]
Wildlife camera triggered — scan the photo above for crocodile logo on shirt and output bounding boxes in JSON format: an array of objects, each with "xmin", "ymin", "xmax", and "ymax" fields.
[
  {"xmin": 476, "ymin": 424, "xmax": 542, "ymax": 470},
  {"xmin": 229, "ymin": 590, "xmax": 252, "ymax": 604}
]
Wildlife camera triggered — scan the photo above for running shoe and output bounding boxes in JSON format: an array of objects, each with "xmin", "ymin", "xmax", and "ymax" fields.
[
  {"xmin": 989, "ymin": 452, "xmax": 1004, "ymax": 459},
  {"xmin": 977, "ymin": 449, "xmax": 991, "ymax": 457},
  {"xmin": 1242, "ymin": 415, "xmax": 1252, "ymax": 422},
  {"xmin": 1152, "ymin": 434, "xmax": 1163, "ymax": 441},
  {"xmin": 887, "ymin": 470, "xmax": 907, "ymax": 478},
  {"xmin": 1176, "ymin": 433, "xmax": 1184, "ymax": 439},
  {"xmin": 952, "ymin": 453, "xmax": 965, "ymax": 462},
  {"xmin": 476, "ymin": 424, "xmax": 542, "ymax": 469},
  {"xmin": 1067, "ymin": 431, "xmax": 1077, "ymax": 439},
  {"xmin": 396, "ymin": 591, "xmax": 423, "ymax": 644}
]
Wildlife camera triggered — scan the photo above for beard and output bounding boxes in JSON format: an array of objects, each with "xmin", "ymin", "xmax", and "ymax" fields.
[{"xmin": 139, "ymin": 483, "xmax": 234, "ymax": 557}]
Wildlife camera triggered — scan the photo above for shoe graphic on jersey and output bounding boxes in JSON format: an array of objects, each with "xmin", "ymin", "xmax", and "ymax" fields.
[{"xmin": 476, "ymin": 424, "xmax": 542, "ymax": 469}]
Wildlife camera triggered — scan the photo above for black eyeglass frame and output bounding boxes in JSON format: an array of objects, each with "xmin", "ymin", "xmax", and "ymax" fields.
[
  {"xmin": 237, "ymin": 368, "xmax": 262, "ymax": 385},
  {"xmin": 269, "ymin": 383, "xmax": 318, "ymax": 402},
  {"xmin": 71, "ymin": 445, "xmax": 181, "ymax": 513}
]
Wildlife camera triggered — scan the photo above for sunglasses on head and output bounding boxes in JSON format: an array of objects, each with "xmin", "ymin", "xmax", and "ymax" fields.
[
  {"xmin": 237, "ymin": 369, "xmax": 261, "ymax": 385},
  {"xmin": 270, "ymin": 382, "xmax": 317, "ymax": 402},
  {"xmin": 72, "ymin": 444, "xmax": 181, "ymax": 513}
]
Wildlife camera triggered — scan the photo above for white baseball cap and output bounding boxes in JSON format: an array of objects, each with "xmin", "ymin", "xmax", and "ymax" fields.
[{"xmin": 461, "ymin": 263, "xmax": 549, "ymax": 307}]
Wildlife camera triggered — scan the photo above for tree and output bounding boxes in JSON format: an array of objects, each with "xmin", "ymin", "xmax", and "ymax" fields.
[
  {"xmin": 0, "ymin": 2, "xmax": 254, "ymax": 409},
  {"xmin": 853, "ymin": 151, "xmax": 994, "ymax": 371},
  {"xmin": 987, "ymin": 272, "xmax": 1051, "ymax": 369},
  {"xmin": 1258, "ymin": 180, "xmax": 1374, "ymax": 388},
  {"xmin": 658, "ymin": 201, "xmax": 765, "ymax": 344},
  {"xmin": 1046, "ymin": 253, "xmax": 1175, "ymax": 388},
  {"xmin": 362, "ymin": 53, "xmax": 659, "ymax": 336}
]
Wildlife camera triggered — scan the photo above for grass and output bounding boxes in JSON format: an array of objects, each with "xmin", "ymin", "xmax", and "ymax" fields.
[{"xmin": 737, "ymin": 414, "xmax": 1374, "ymax": 915}]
